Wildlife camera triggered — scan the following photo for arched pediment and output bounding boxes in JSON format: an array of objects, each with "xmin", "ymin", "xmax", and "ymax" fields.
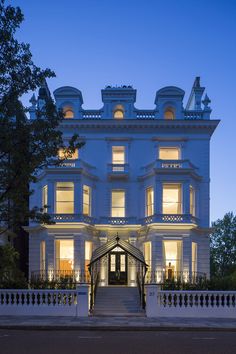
[
  {"xmin": 156, "ymin": 86, "xmax": 185, "ymax": 97},
  {"xmin": 53, "ymin": 86, "xmax": 83, "ymax": 103}
]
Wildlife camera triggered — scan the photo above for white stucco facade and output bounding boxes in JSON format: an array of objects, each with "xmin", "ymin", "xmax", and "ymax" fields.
[{"xmin": 27, "ymin": 77, "xmax": 219, "ymax": 285}]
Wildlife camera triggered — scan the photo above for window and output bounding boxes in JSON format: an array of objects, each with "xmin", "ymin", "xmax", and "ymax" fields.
[
  {"xmin": 58, "ymin": 148, "xmax": 78, "ymax": 160},
  {"xmin": 164, "ymin": 108, "xmax": 175, "ymax": 119},
  {"xmin": 190, "ymin": 185, "xmax": 195, "ymax": 216},
  {"xmin": 114, "ymin": 110, "xmax": 124, "ymax": 119},
  {"xmin": 146, "ymin": 187, "xmax": 154, "ymax": 216},
  {"xmin": 192, "ymin": 242, "xmax": 197, "ymax": 274},
  {"xmin": 163, "ymin": 240, "xmax": 182, "ymax": 278},
  {"xmin": 111, "ymin": 190, "xmax": 125, "ymax": 217},
  {"xmin": 112, "ymin": 146, "xmax": 125, "ymax": 171},
  {"xmin": 40, "ymin": 241, "xmax": 46, "ymax": 272},
  {"xmin": 56, "ymin": 182, "xmax": 74, "ymax": 214},
  {"xmin": 85, "ymin": 241, "xmax": 92, "ymax": 271},
  {"xmin": 162, "ymin": 184, "xmax": 182, "ymax": 214},
  {"xmin": 159, "ymin": 147, "xmax": 180, "ymax": 160},
  {"xmin": 144, "ymin": 241, "xmax": 152, "ymax": 271},
  {"xmin": 42, "ymin": 185, "xmax": 48, "ymax": 213},
  {"xmin": 83, "ymin": 185, "xmax": 91, "ymax": 216},
  {"xmin": 63, "ymin": 106, "xmax": 74, "ymax": 118},
  {"xmin": 55, "ymin": 240, "xmax": 74, "ymax": 274}
]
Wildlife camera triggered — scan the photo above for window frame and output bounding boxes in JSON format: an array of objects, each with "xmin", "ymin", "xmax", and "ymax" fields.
[
  {"xmin": 83, "ymin": 185, "xmax": 91, "ymax": 216},
  {"xmin": 162, "ymin": 183, "xmax": 182, "ymax": 214},
  {"xmin": 55, "ymin": 182, "xmax": 74, "ymax": 214},
  {"xmin": 111, "ymin": 189, "xmax": 126, "ymax": 217},
  {"xmin": 145, "ymin": 186, "xmax": 154, "ymax": 217}
]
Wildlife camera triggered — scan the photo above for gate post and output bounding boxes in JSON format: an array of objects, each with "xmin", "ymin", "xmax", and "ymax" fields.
[
  {"xmin": 76, "ymin": 284, "xmax": 89, "ymax": 317},
  {"xmin": 145, "ymin": 284, "xmax": 159, "ymax": 317}
]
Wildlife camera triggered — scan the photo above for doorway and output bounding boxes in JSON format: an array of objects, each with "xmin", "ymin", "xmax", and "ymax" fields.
[{"xmin": 108, "ymin": 251, "xmax": 127, "ymax": 285}]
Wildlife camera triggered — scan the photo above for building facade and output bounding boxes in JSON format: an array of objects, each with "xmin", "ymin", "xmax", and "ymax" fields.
[{"xmin": 27, "ymin": 77, "xmax": 219, "ymax": 287}]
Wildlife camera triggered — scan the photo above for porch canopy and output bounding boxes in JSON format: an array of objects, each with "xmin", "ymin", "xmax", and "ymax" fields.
[{"xmin": 88, "ymin": 236, "xmax": 148, "ymax": 271}]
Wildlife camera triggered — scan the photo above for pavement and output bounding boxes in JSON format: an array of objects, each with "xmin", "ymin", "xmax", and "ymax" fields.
[{"xmin": 0, "ymin": 316, "xmax": 236, "ymax": 331}]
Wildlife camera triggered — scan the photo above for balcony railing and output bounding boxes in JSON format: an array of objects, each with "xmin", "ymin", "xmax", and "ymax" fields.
[
  {"xmin": 45, "ymin": 214, "xmax": 198, "ymax": 226},
  {"xmin": 142, "ymin": 214, "xmax": 198, "ymax": 225},
  {"xmin": 184, "ymin": 110, "xmax": 204, "ymax": 120},
  {"xmin": 107, "ymin": 163, "xmax": 129, "ymax": 178},
  {"xmin": 51, "ymin": 214, "xmax": 95, "ymax": 224},
  {"xmin": 99, "ymin": 217, "xmax": 138, "ymax": 225}
]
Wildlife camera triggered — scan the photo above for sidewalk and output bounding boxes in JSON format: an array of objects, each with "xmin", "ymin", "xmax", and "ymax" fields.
[{"xmin": 0, "ymin": 316, "xmax": 236, "ymax": 331}]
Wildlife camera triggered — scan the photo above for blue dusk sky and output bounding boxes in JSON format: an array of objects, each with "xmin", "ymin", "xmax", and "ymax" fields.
[{"xmin": 10, "ymin": 0, "xmax": 236, "ymax": 223}]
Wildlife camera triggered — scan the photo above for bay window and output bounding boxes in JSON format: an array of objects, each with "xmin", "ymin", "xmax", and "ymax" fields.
[
  {"xmin": 55, "ymin": 239, "xmax": 74, "ymax": 274},
  {"xmin": 163, "ymin": 240, "xmax": 182, "ymax": 279}
]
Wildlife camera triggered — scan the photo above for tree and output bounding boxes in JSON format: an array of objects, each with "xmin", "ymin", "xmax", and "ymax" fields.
[
  {"xmin": 210, "ymin": 212, "xmax": 236, "ymax": 277},
  {"xmin": 0, "ymin": 1, "xmax": 83, "ymax": 270}
]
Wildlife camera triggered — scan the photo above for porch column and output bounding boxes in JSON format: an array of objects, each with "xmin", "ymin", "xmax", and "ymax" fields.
[{"xmin": 182, "ymin": 235, "xmax": 191, "ymax": 281}]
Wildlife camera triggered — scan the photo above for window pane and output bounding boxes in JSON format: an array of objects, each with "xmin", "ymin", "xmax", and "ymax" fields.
[
  {"xmin": 56, "ymin": 182, "xmax": 74, "ymax": 214},
  {"xmin": 159, "ymin": 148, "xmax": 180, "ymax": 160},
  {"xmin": 164, "ymin": 240, "xmax": 182, "ymax": 277},
  {"xmin": 58, "ymin": 148, "xmax": 78, "ymax": 160},
  {"xmin": 146, "ymin": 187, "xmax": 154, "ymax": 216},
  {"xmin": 114, "ymin": 110, "xmax": 124, "ymax": 119},
  {"xmin": 190, "ymin": 185, "xmax": 195, "ymax": 216},
  {"xmin": 83, "ymin": 185, "xmax": 91, "ymax": 216},
  {"xmin": 120, "ymin": 254, "xmax": 126, "ymax": 272},
  {"xmin": 42, "ymin": 185, "xmax": 48, "ymax": 212},
  {"xmin": 111, "ymin": 191, "xmax": 125, "ymax": 217},
  {"xmin": 112, "ymin": 146, "xmax": 125, "ymax": 164},
  {"xmin": 56, "ymin": 240, "xmax": 74, "ymax": 273},
  {"xmin": 163, "ymin": 184, "xmax": 182, "ymax": 214}
]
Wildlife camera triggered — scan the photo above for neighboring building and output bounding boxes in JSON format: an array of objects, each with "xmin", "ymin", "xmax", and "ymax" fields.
[{"xmin": 27, "ymin": 77, "xmax": 219, "ymax": 288}]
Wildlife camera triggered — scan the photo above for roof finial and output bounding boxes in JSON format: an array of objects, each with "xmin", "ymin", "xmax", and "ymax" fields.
[{"xmin": 116, "ymin": 232, "xmax": 119, "ymax": 243}]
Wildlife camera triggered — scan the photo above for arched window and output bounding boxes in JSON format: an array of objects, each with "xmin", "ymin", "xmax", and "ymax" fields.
[
  {"xmin": 63, "ymin": 106, "xmax": 74, "ymax": 118},
  {"xmin": 113, "ymin": 105, "xmax": 124, "ymax": 119},
  {"xmin": 164, "ymin": 108, "xmax": 175, "ymax": 120}
]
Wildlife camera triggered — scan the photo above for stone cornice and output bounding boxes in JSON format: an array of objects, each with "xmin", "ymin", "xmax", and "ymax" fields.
[{"xmin": 60, "ymin": 119, "xmax": 220, "ymax": 136}]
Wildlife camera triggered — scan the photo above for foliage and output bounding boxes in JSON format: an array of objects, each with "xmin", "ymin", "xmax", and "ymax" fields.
[
  {"xmin": 30, "ymin": 276, "xmax": 76, "ymax": 290},
  {"xmin": 210, "ymin": 212, "xmax": 236, "ymax": 277},
  {"xmin": 0, "ymin": 244, "xmax": 27, "ymax": 288},
  {"xmin": 161, "ymin": 273, "xmax": 236, "ymax": 291},
  {"xmin": 0, "ymin": 0, "xmax": 84, "ymax": 236}
]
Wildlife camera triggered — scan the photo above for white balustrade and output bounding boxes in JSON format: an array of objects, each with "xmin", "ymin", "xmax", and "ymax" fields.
[
  {"xmin": 0, "ymin": 285, "xmax": 89, "ymax": 317},
  {"xmin": 145, "ymin": 286, "xmax": 236, "ymax": 318}
]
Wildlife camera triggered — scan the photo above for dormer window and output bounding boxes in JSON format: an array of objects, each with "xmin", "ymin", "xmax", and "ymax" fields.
[
  {"xmin": 164, "ymin": 108, "xmax": 175, "ymax": 120},
  {"xmin": 63, "ymin": 106, "xmax": 74, "ymax": 118},
  {"xmin": 113, "ymin": 105, "xmax": 124, "ymax": 119}
]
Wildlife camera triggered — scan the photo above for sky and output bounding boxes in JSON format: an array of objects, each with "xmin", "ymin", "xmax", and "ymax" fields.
[{"xmin": 9, "ymin": 0, "xmax": 236, "ymax": 222}]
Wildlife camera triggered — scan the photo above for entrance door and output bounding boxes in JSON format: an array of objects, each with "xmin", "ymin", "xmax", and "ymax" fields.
[{"xmin": 108, "ymin": 251, "xmax": 127, "ymax": 285}]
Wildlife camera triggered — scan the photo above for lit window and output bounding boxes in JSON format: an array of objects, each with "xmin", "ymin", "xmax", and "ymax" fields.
[
  {"xmin": 42, "ymin": 185, "xmax": 48, "ymax": 213},
  {"xmin": 163, "ymin": 240, "xmax": 182, "ymax": 278},
  {"xmin": 55, "ymin": 240, "xmax": 74, "ymax": 274},
  {"xmin": 192, "ymin": 242, "xmax": 197, "ymax": 274},
  {"xmin": 83, "ymin": 185, "xmax": 91, "ymax": 216},
  {"xmin": 146, "ymin": 187, "xmax": 154, "ymax": 216},
  {"xmin": 114, "ymin": 110, "xmax": 124, "ymax": 119},
  {"xmin": 40, "ymin": 241, "xmax": 46, "ymax": 272},
  {"xmin": 56, "ymin": 182, "xmax": 74, "ymax": 214},
  {"xmin": 85, "ymin": 241, "xmax": 92, "ymax": 270},
  {"xmin": 162, "ymin": 184, "xmax": 182, "ymax": 214},
  {"xmin": 58, "ymin": 148, "xmax": 78, "ymax": 160},
  {"xmin": 190, "ymin": 185, "xmax": 195, "ymax": 216},
  {"xmin": 111, "ymin": 190, "xmax": 125, "ymax": 217},
  {"xmin": 112, "ymin": 146, "xmax": 125, "ymax": 171},
  {"xmin": 159, "ymin": 147, "xmax": 180, "ymax": 160},
  {"xmin": 144, "ymin": 241, "xmax": 152, "ymax": 271},
  {"xmin": 164, "ymin": 109, "xmax": 175, "ymax": 120},
  {"xmin": 63, "ymin": 106, "xmax": 74, "ymax": 119}
]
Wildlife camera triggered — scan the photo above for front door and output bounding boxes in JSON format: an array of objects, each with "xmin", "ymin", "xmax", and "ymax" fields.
[{"xmin": 108, "ymin": 251, "xmax": 127, "ymax": 285}]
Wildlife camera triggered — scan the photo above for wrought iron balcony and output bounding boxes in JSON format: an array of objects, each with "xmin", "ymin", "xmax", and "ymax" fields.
[
  {"xmin": 142, "ymin": 214, "xmax": 198, "ymax": 225},
  {"xmin": 107, "ymin": 163, "xmax": 129, "ymax": 179}
]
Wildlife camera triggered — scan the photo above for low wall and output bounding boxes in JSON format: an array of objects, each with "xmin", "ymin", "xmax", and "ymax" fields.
[
  {"xmin": 146, "ymin": 285, "xmax": 236, "ymax": 318},
  {"xmin": 0, "ymin": 285, "xmax": 89, "ymax": 317}
]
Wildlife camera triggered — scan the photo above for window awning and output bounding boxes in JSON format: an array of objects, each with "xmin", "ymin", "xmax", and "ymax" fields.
[{"xmin": 88, "ymin": 236, "xmax": 148, "ymax": 269}]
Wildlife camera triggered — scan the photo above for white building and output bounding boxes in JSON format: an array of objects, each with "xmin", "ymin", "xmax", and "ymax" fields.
[{"xmin": 27, "ymin": 78, "xmax": 219, "ymax": 295}]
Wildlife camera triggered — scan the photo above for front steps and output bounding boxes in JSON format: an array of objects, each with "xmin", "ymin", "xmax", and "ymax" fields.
[{"xmin": 93, "ymin": 286, "xmax": 145, "ymax": 317}]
